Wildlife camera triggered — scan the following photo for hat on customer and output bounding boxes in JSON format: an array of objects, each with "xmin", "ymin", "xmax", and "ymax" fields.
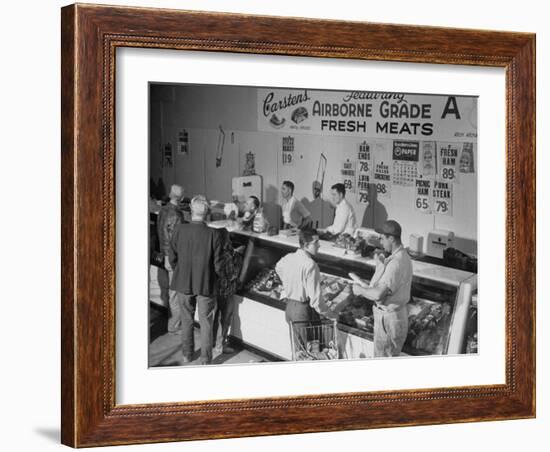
[{"xmin": 375, "ymin": 220, "xmax": 402, "ymax": 238}]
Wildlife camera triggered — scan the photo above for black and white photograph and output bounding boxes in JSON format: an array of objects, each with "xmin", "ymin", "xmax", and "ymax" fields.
[{"xmin": 148, "ymin": 83, "xmax": 479, "ymax": 367}]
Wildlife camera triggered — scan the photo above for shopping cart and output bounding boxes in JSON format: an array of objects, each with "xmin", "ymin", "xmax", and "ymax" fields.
[{"xmin": 290, "ymin": 319, "xmax": 339, "ymax": 361}]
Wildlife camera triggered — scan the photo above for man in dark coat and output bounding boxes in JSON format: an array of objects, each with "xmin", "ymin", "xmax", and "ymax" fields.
[
  {"xmin": 168, "ymin": 196, "xmax": 224, "ymax": 364},
  {"xmin": 156, "ymin": 184, "xmax": 185, "ymax": 333}
]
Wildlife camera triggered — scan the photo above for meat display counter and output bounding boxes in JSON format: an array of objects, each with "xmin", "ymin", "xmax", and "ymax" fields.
[{"xmin": 210, "ymin": 222, "xmax": 477, "ymax": 361}]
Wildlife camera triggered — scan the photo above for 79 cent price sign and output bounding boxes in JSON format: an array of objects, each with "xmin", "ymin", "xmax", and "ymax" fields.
[
  {"xmin": 432, "ymin": 180, "xmax": 453, "ymax": 216},
  {"xmin": 356, "ymin": 141, "xmax": 371, "ymax": 204}
]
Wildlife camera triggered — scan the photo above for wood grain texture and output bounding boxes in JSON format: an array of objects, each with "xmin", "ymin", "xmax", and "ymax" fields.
[{"xmin": 60, "ymin": 3, "xmax": 536, "ymax": 447}]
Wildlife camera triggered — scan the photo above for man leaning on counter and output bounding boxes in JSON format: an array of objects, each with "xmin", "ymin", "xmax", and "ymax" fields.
[
  {"xmin": 351, "ymin": 220, "xmax": 413, "ymax": 357},
  {"xmin": 323, "ymin": 183, "xmax": 357, "ymax": 235}
]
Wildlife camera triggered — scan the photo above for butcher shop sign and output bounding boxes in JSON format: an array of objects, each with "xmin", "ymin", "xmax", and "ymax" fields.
[{"xmin": 257, "ymin": 88, "xmax": 477, "ymax": 141}]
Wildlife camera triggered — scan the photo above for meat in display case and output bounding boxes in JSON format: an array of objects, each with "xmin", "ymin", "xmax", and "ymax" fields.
[{"xmin": 229, "ymin": 229, "xmax": 476, "ymax": 359}]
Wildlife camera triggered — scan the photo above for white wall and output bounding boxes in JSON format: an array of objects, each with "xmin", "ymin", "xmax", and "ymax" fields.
[
  {"xmin": 151, "ymin": 84, "xmax": 477, "ymax": 253},
  {"xmin": 1, "ymin": 1, "xmax": 547, "ymax": 452}
]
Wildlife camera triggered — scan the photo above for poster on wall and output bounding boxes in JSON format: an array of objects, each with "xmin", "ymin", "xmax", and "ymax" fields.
[
  {"xmin": 177, "ymin": 128, "xmax": 189, "ymax": 155},
  {"xmin": 242, "ymin": 151, "xmax": 256, "ymax": 176},
  {"xmin": 414, "ymin": 177, "xmax": 433, "ymax": 214},
  {"xmin": 340, "ymin": 158, "xmax": 356, "ymax": 194},
  {"xmin": 437, "ymin": 142, "xmax": 460, "ymax": 183},
  {"xmin": 420, "ymin": 141, "xmax": 437, "ymax": 177},
  {"xmin": 162, "ymin": 142, "xmax": 173, "ymax": 168},
  {"xmin": 373, "ymin": 141, "xmax": 392, "ymax": 198},
  {"xmin": 392, "ymin": 140, "xmax": 419, "ymax": 186},
  {"xmin": 459, "ymin": 142, "xmax": 475, "ymax": 173},
  {"xmin": 356, "ymin": 141, "xmax": 371, "ymax": 204},
  {"xmin": 282, "ymin": 136, "xmax": 295, "ymax": 166},
  {"xmin": 432, "ymin": 179, "xmax": 453, "ymax": 216}
]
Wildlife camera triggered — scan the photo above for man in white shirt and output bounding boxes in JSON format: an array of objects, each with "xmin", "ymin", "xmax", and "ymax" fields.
[
  {"xmin": 281, "ymin": 180, "xmax": 312, "ymax": 229},
  {"xmin": 351, "ymin": 220, "xmax": 413, "ymax": 357},
  {"xmin": 275, "ymin": 230, "xmax": 336, "ymax": 326},
  {"xmin": 325, "ymin": 183, "xmax": 357, "ymax": 235}
]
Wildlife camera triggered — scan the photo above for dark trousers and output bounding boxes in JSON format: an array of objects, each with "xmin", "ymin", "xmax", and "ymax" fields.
[
  {"xmin": 177, "ymin": 292, "xmax": 217, "ymax": 363},
  {"xmin": 157, "ymin": 266, "xmax": 181, "ymax": 333},
  {"xmin": 213, "ymin": 295, "xmax": 236, "ymax": 348}
]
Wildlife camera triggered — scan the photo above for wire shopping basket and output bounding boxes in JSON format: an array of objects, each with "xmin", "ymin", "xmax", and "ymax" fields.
[{"xmin": 290, "ymin": 319, "xmax": 339, "ymax": 361}]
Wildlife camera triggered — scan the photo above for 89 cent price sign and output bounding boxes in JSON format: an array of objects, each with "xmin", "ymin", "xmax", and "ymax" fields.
[{"xmin": 437, "ymin": 142, "xmax": 460, "ymax": 183}]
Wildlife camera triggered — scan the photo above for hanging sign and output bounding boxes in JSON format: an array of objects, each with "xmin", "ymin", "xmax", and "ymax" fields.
[
  {"xmin": 432, "ymin": 180, "xmax": 453, "ymax": 216},
  {"xmin": 437, "ymin": 142, "xmax": 460, "ymax": 183},
  {"xmin": 420, "ymin": 141, "xmax": 437, "ymax": 177},
  {"xmin": 258, "ymin": 89, "xmax": 477, "ymax": 141},
  {"xmin": 177, "ymin": 128, "xmax": 189, "ymax": 155},
  {"xmin": 373, "ymin": 142, "xmax": 392, "ymax": 198},
  {"xmin": 340, "ymin": 158, "xmax": 356, "ymax": 193},
  {"xmin": 414, "ymin": 177, "xmax": 433, "ymax": 214},
  {"xmin": 282, "ymin": 136, "xmax": 295, "ymax": 166},
  {"xmin": 162, "ymin": 142, "xmax": 173, "ymax": 168},
  {"xmin": 392, "ymin": 140, "xmax": 419, "ymax": 186},
  {"xmin": 459, "ymin": 142, "xmax": 476, "ymax": 173},
  {"xmin": 356, "ymin": 141, "xmax": 371, "ymax": 204}
]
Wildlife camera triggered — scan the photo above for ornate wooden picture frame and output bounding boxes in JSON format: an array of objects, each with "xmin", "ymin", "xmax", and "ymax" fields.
[{"xmin": 61, "ymin": 3, "xmax": 535, "ymax": 447}]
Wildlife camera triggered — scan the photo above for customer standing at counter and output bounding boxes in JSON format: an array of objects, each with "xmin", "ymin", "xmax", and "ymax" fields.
[
  {"xmin": 275, "ymin": 230, "xmax": 336, "ymax": 331},
  {"xmin": 351, "ymin": 220, "xmax": 412, "ymax": 357},
  {"xmin": 213, "ymin": 228, "xmax": 246, "ymax": 355},
  {"xmin": 281, "ymin": 180, "xmax": 312, "ymax": 229},
  {"xmin": 325, "ymin": 183, "xmax": 357, "ymax": 235},
  {"xmin": 238, "ymin": 195, "xmax": 260, "ymax": 230},
  {"xmin": 157, "ymin": 184, "xmax": 185, "ymax": 333},
  {"xmin": 168, "ymin": 196, "xmax": 224, "ymax": 365}
]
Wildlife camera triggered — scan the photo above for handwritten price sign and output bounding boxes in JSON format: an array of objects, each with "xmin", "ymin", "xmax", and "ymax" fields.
[{"xmin": 432, "ymin": 180, "xmax": 453, "ymax": 216}]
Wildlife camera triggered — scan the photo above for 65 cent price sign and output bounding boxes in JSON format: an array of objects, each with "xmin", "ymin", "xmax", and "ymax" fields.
[{"xmin": 414, "ymin": 178, "xmax": 432, "ymax": 214}]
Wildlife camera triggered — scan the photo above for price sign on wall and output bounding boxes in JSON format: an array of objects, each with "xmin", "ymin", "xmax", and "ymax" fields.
[
  {"xmin": 414, "ymin": 178, "xmax": 432, "ymax": 214},
  {"xmin": 356, "ymin": 141, "xmax": 371, "ymax": 204},
  {"xmin": 341, "ymin": 158, "xmax": 356, "ymax": 193},
  {"xmin": 373, "ymin": 161, "xmax": 391, "ymax": 198},
  {"xmin": 373, "ymin": 141, "xmax": 392, "ymax": 198},
  {"xmin": 437, "ymin": 142, "xmax": 460, "ymax": 183},
  {"xmin": 282, "ymin": 136, "xmax": 295, "ymax": 166},
  {"xmin": 432, "ymin": 180, "xmax": 453, "ymax": 216}
]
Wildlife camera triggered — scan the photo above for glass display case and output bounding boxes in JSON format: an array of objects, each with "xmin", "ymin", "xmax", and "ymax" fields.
[{"xmin": 225, "ymin": 228, "xmax": 477, "ymax": 360}]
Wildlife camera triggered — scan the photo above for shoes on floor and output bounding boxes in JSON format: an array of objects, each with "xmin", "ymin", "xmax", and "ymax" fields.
[{"xmin": 222, "ymin": 344, "xmax": 235, "ymax": 354}]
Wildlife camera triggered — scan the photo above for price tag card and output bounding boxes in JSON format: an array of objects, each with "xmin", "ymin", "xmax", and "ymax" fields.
[
  {"xmin": 341, "ymin": 158, "xmax": 357, "ymax": 194},
  {"xmin": 373, "ymin": 141, "xmax": 392, "ymax": 198},
  {"xmin": 437, "ymin": 142, "xmax": 460, "ymax": 183},
  {"xmin": 356, "ymin": 141, "xmax": 371, "ymax": 204},
  {"xmin": 432, "ymin": 179, "xmax": 453, "ymax": 216},
  {"xmin": 282, "ymin": 136, "xmax": 295, "ymax": 166},
  {"xmin": 414, "ymin": 177, "xmax": 432, "ymax": 214}
]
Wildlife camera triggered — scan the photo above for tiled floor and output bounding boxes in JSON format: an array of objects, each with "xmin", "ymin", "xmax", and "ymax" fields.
[{"xmin": 149, "ymin": 304, "xmax": 270, "ymax": 367}]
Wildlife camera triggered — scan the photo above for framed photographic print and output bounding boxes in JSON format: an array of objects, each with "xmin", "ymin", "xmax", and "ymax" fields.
[{"xmin": 61, "ymin": 3, "xmax": 535, "ymax": 447}]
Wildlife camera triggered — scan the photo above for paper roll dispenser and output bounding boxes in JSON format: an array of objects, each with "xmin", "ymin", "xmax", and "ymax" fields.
[
  {"xmin": 426, "ymin": 229, "xmax": 454, "ymax": 259},
  {"xmin": 231, "ymin": 175, "xmax": 263, "ymax": 204}
]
